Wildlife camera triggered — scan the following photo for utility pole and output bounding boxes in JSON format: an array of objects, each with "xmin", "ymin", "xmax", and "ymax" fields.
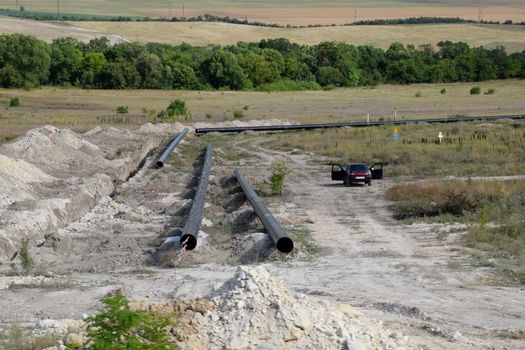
[
  {"xmin": 16, "ymin": 0, "xmax": 18, "ymax": 10},
  {"xmin": 182, "ymin": 2, "xmax": 185, "ymax": 19},
  {"xmin": 354, "ymin": 9, "xmax": 357, "ymax": 23},
  {"xmin": 57, "ymin": 0, "xmax": 60, "ymax": 18}
]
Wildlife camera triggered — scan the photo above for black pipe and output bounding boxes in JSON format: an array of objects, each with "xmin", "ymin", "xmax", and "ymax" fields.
[
  {"xmin": 234, "ymin": 168, "xmax": 294, "ymax": 254},
  {"xmin": 195, "ymin": 114, "xmax": 525, "ymax": 134},
  {"xmin": 156, "ymin": 128, "xmax": 189, "ymax": 168},
  {"xmin": 180, "ymin": 144, "xmax": 213, "ymax": 250}
]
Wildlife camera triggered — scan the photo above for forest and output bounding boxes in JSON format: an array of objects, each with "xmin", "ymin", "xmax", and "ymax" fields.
[{"xmin": 0, "ymin": 34, "xmax": 524, "ymax": 90}]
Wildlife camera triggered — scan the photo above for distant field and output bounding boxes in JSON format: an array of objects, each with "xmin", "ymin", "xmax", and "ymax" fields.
[
  {"xmin": 0, "ymin": 1, "xmax": 524, "ymax": 24},
  {"xmin": 0, "ymin": 80, "xmax": 524, "ymax": 142},
  {"xmin": 71, "ymin": 21, "xmax": 525, "ymax": 53},
  {"xmin": 0, "ymin": 17, "xmax": 128, "ymax": 43}
]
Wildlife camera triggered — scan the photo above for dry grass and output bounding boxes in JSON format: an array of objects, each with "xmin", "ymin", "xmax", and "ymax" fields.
[
  {"xmin": 1, "ymin": 79, "xmax": 524, "ymax": 143},
  {"xmin": 386, "ymin": 179, "xmax": 525, "ymax": 283},
  {"xmin": 69, "ymin": 22, "xmax": 525, "ymax": 53},
  {"xmin": 268, "ymin": 120, "xmax": 525, "ymax": 177}
]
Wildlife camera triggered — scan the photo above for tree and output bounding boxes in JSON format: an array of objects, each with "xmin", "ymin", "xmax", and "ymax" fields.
[
  {"xmin": 135, "ymin": 52, "xmax": 164, "ymax": 88},
  {"xmin": 0, "ymin": 34, "xmax": 50, "ymax": 88},
  {"xmin": 317, "ymin": 66, "xmax": 343, "ymax": 86},
  {"xmin": 201, "ymin": 49, "xmax": 249, "ymax": 90},
  {"xmin": 97, "ymin": 61, "xmax": 140, "ymax": 89},
  {"xmin": 49, "ymin": 37, "xmax": 83, "ymax": 85},
  {"xmin": 80, "ymin": 52, "xmax": 106, "ymax": 87},
  {"xmin": 237, "ymin": 48, "xmax": 284, "ymax": 86}
]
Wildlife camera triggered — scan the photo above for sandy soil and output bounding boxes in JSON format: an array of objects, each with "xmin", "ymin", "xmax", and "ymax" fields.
[{"xmin": 0, "ymin": 124, "xmax": 523, "ymax": 349}]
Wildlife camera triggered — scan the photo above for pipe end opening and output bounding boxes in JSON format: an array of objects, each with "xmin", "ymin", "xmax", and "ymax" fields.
[
  {"xmin": 277, "ymin": 237, "xmax": 294, "ymax": 254},
  {"xmin": 156, "ymin": 161, "xmax": 164, "ymax": 168},
  {"xmin": 180, "ymin": 234, "xmax": 197, "ymax": 251}
]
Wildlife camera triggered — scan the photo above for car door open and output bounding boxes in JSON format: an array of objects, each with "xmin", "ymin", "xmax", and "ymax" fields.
[
  {"xmin": 370, "ymin": 163, "xmax": 383, "ymax": 179},
  {"xmin": 331, "ymin": 164, "xmax": 345, "ymax": 180}
]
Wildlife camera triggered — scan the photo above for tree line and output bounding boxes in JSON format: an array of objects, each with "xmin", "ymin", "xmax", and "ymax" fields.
[{"xmin": 0, "ymin": 34, "xmax": 524, "ymax": 91}]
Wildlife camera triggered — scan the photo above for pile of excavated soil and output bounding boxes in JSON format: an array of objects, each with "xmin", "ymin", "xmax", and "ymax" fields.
[
  {"xmin": 0, "ymin": 125, "xmax": 159, "ymax": 263},
  {"xmin": 140, "ymin": 266, "xmax": 414, "ymax": 349},
  {"xmin": 192, "ymin": 118, "xmax": 294, "ymax": 130}
]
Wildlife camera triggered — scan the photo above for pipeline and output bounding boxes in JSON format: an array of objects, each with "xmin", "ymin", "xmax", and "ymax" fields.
[
  {"xmin": 156, "ymin": 128, "xmax": 189, "ymax": 168},
  {"xmin": 234, "ymin": 168, "xmax": 294, "ymax": 254},
  {"xmin": 195, "ymin": 114, "xmax": 525, "ymax": 134},
  {"xmin": 180, "ymin": 144, "xmax": 213, "ymax": 250}
]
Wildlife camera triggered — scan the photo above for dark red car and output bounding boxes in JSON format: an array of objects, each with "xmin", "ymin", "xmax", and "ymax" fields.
[{"xmin": 331, "ymin": 163, "xmax": 383, "ymax": 186}]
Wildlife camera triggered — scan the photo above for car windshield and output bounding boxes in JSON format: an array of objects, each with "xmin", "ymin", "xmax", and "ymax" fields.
[{"xmin": 348, "ymin": 164, "xmax": 368, "ymax": 172}]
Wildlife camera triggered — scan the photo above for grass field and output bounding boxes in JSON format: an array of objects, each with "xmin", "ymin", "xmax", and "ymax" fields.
[
  {"xmin": 1, "ymin": 1, "xmax": 525, "ymax": 24},
  {"xmin": 70, "ymin": 21, "xmax": 525, "ymax": 52},
  {"xmin": 0, "ymin": 79, "xmax": 523, "ymax": 143}
]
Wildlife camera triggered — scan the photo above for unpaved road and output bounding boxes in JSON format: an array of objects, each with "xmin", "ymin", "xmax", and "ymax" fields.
[{"xmin": 0, "ymin": 129, "xmax": 524, "ymax": 349}]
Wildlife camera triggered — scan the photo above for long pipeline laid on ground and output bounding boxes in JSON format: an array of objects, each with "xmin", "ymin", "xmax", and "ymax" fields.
[
  {"xmin": 234, "ymin": 168, "xmax": 294, "ymax": 254},
  {"xmin": 156, "ymin": 128, "xmax": 189, "ymax": 168},
  {"xmin": 180, "ymin": 144, "xmax": 213, "ymax": 250},
  {"xmin": 195, "ymin": 114, "xmax": 525, "ymax": 134}
]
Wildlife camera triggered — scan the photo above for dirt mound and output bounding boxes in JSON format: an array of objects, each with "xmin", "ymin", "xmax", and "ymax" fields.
[
  {"xmin": 153, "ymin": 266, "xmax": 413, "ymax": 349},
  {"xmin": 193, "ymin": 118, "xmax": 294, "ymax": 130},
  {"xmin": 0, "ymin": 124, "xmax": 159, "ymax": 263},
  {"xmin": 137, "ymin": 122, "xmax": 187, "ymax": 135}
]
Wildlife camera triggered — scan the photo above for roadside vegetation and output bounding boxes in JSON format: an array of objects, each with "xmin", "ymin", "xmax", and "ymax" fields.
[
  {"xmin": 386, "ymin": 179, "xmax": 525, "ymax": 283},
  {"xmin": 1, "ymin": 34, "xmax": 524, "ymax": 90},
  {"xmin": 268, "ymin": 121, "xmax": 525, "ymax": 177}
]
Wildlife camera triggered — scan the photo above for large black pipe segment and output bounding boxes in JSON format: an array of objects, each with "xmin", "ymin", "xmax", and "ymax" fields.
[
  {"xmin": 234, "ymin": 168, "xmax": 294, "ymax": 254},
  {"xmin": 195, "ymin": 114, "xmax": 525, "ymax": 134},
  {"xmin": 180, "ymin": 144, "xmax": 213, "ymax": 250},
  {"xmin": 156, "ymin": 128, "xmax": 189, "ymax": 168}
]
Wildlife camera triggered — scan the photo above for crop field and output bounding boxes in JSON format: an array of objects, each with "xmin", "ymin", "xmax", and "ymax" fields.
[
  {"xmin": 1, "ymin": 1, "xmax": 525, "ymax": 24},
  {"xmin": 1, "ymin": 79, "xmax": 524, "ymax": 143},
  {"xmin": 70, "ymin": 21, "xmax": 525, "ymax": 52}
]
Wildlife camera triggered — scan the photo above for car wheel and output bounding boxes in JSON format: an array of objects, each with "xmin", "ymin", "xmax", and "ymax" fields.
[
  {"xmin": 367, "ymin": 181, "xmax": 372, "ymax": 186},
  {"xmin": 344, "ymin": 178, "xmax": 350, "ymax": 186}
]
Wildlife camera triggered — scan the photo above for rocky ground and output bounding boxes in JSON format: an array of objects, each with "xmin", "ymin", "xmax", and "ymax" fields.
[{"xmin": 0, "ymin": 122, "xmax": 524, "ymax": 350}]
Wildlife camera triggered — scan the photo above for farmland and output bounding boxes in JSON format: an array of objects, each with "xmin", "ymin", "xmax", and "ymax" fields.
[
  {"xmin": 70, "ymin": 21, "xmax": 525, "ymax": 52},
  {"xmin": 1, "ymin": 1, "xmax": 525, "ymax": 24}
]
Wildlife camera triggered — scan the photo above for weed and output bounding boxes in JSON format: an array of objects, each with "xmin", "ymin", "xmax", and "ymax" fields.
[
  {"xmin": 205, "ymin": 113, "xmax": 212, "ymax": 119},
  {"xmin": 269, "ymin": 160, "xmax": 291, "ymax": 195},
  {"xmin": 116, "ymin": 105, "xmax": 128, "ymax": 114},
  {"xmin": 0, "ymin": 324, "xmax": 60, "ymax": 350},
  {"xmin": 242, "ymin": 105, "xmax": 249, "ymax": 111},
  {"xmin": 470, "ymin": 86, "xmax": 481, "ymax": 95},
  {"xmin": 233, "ymin": 110, "xmax": 245, "ymax": 119},
  {"xmin": 415, "ymin": 91, "xmax": 422, "ymax": 97},
  {"xmin": 440, "ymin": 88, "xmax": 447, "ymax": 94},
  {"xmin": 484, "ymin": 88, "xmax": 496, "ymax": 95},
  {"xmin": 9, "ymin": 97, "xmax": 20, "ymax": 107},
  {"xmin": 86, "ymin": 291, "xmax": 177, "ymax": 350},
  {"xmin": 19, "ymin": 239, "xmax": 34, "ymax": 274}
]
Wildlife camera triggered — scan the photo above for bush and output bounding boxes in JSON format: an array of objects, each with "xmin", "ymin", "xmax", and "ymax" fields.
[
  {"xmin": 86, "ymin": 291, "xmax": 177, "ymax": 350},
  {"xmin": 484, "ymin": 88, "xmax": 495, "ymax": 95},
  {"xmin": 157, "ymin": 99, "xmax": 191, "ymax": 121},
  {"xmin": 9, "ymin": 96, "xmax": 20, "ymax": 107},
  {"xmin": 440, "ymin": 88, "xmax": 446, "ymax": 94},
  {"xmin": 256, "ymin": 79, "xmax": 321, "ymax": 92},
  {"xmin": 415, "ymin": 91, "xmax": 422, "ymax": 97},
  {"xmin": 19, "ymin": 239, "xmax": 33, "ymax": 274},
  {"xmin": 470, "ymin": 86, "xmax": 481, "ymax": 95},
  {"xmin": 242, "ymin": 105, "xmax": 249, "ymax": 111},
  {"xmin": 269, "ymin": 160, "xmax": 291, "ymax": 195},
  {"xmin": 116, "ymin": 105, "xmax": 128, "ymax": 114},
  {"xmin": 233, "ymin": 110, "xmax": 245, "ymax": 119}
]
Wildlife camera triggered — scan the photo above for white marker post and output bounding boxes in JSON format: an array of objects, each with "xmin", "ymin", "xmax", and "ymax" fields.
[
  {"xmin": 367, "ymin": 113, "xmax": 370, "ymax": 125},
  {"xmin": 438, "ymin": 131, "xmax": 444, "ymax": 143}
]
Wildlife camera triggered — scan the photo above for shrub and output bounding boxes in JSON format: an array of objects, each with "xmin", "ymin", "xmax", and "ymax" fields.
[
  {"xmin": 205, "ymin": 113, "xmax": 212, "ymax": 119},
  {"xmin": 415, "ymin": 91, "xmax": 422, "ymax": 97},
  {"xmin": 242, "ymin": 105, "xmax": 250, "ymax": 111},
  {"xmin": 86, "ymin": 291, "xmax": 177, "ymax": 350},
  {"xmin": 269, "ymin": 160, "xmax": 291, "ymax": 195},
  {"xmin": 19, "ymin": 239, "xmax": 33, "ymax": 274},
  {"xmin": 470, "ymin": 86, "xmax": 481, "ymax": 95},
  {"xmin": 440, "ymin": 88, "xmax": 446, "ymax": 94},
  {"xmin": 233, "ymin": 110, "xmax": 245, "ymax": 119},
  {"xmin": 9, "ymin": 97, "xmax": 20, "ymax": 107},
  {"xmin": 484, "ymin": 88, "xmax": 495, "ymax": 95},
  {"xmin": 116, "ymin": 105, "xmax": 128, "ymax": 114},
  {"xmin": 166, "ymin": 99, "xmax": 187, "ymax": 117}
]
